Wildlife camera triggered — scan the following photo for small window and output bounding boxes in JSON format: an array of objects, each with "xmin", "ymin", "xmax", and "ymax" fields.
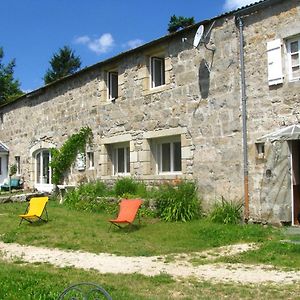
[
  {"xmin": 15, "ymin": 156, "xmax": 20, "ymax": 175},
  {"xmin": 150, "ymin": 57, "xmax": 165, "ymax": 88},
  {"xmin": 287, "ymin": 37, "xmax": 300, "ymax": 81},
  {"xmin": 256, "ymin": 143, "xmax": 265, "ymax": 159},
  {"xmin": 0, "ymin": 157, "xmax": 2, "ymax": 175},
  {"xmin": 156, "ymin": 138, "xmax": 181, "ymax": 174},
  {"xmin": 113, "ymin": 145, "xmax": 130, "ymax": 175},
  {"xmin": 87, "ymin": 152, "xmax": 95, "ymax": 169},
  {"xmin": 108, "ymin": 71, "xmax": 118, "ymax": 100}
]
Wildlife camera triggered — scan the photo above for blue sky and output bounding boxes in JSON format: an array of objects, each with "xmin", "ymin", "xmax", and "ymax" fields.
[{"xmin": 1, "ymin": 0, "xmax": 254, "ymax": 92}]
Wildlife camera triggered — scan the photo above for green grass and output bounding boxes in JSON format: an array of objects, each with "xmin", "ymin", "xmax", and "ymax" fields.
[{"xmin": 0, "ymin": 200, "xmax": 281, "ymax": 256}]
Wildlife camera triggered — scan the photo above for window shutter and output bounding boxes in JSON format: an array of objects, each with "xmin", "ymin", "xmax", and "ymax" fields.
[{"xmin": 267, "ymin": 39, "xmax": 283, "ymax": 86}]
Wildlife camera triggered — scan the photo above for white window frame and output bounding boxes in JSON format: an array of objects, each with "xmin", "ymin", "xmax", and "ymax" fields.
[
  {"xmin": 150, "ymin": 56, "xmax": 165, "ymax": 88},
  {"xmin": 87, "ymin": 151, "xmax": 95, "ymax": 169},
  {"xmin": 107, "ymin": 71, "xmax": 118, "ymax": 100},
  {"xmin": 112, "ymin": 144, "xmax": 130, "ymax": 175},
  {"xmin": 35, "ymin": 149, "xmax": 52, "ymax": 186},
  {"xmin": 287, "ymin": 37, "xmax": 300, "ymax": 82},
  {"xmin": 155, "ymin": 136, "xmax": 182, "ymax": 174},
  {"xmin": 15, "ymin": 156, "xmax": 21, "ymax": 175}
]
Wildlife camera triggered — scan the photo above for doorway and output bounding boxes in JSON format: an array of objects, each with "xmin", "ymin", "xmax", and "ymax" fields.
[{"xmin": 291, "ymin": 140, "xmax": 300, "ymax": 225}]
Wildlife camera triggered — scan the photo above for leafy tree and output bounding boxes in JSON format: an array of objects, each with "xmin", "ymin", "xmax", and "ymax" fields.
[
  {"xmin": 168, "ymin": 15, "xmax": 195, "ymax": 33},
  {"xmin": 44, "ymin": 46, "xmax": 81, "ymax": 84},
  {"xmin": 0, "ymin": 47, "xmax": 23, "ymax": 103}
]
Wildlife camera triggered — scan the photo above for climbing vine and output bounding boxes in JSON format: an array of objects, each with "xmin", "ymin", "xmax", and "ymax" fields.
[{"xmin": 51, "ymin": 127, "xmax": 93, "ymax": 185}]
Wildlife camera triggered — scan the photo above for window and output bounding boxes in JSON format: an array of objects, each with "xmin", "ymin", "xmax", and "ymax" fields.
[
  {"xmin": 150, "ymin": 57, "xmax": 165, "ymax": 88},
  {"xmin": 35, "ymin": 150, "xmax": 51, "ymax": 184},
  {"xmin": 0, "ymin": 157, "xmax": 2, "ymax": 175},
  {"xmin": 256, "ymin": 143, "xmax": 265, "ymax": 159},
  {"xmin": 156, "ymin": 138, "xmax": 181, "ymax": 174},
  {"xmin": 287, "ymin": 37, "xmax": 300, "ymax": 81},
  {"xmin": 87, "ymin": 152, "xmax": 95, "ymax": 169},
  {"xmin": 108, "ymin": 71, "xmax": 118, "ymax": 100},
  {"xmin": 15, "ymin": 156, "xmax": 20, "ymax": 174},
  {"xmin": 113, "ymin": 145, "xmax": 130, "ymax": 175}
]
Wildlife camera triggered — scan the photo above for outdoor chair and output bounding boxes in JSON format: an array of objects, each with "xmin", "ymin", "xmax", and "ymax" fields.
[
  {"xmin": 109, "ymin": 199, "xmax": 143, "ymax": 231},
  {"xmin": 1, "ymin": 178, "xmax": 22, "ymax": 191},
  {"xmin": 57, "ymin": 282, "xmax": 112, "ymax": 300},
  {"xmin": 19, "ymin": 196, "xmax": 49, "ymax": 225}
]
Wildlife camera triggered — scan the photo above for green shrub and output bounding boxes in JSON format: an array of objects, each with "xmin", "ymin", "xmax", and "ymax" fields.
[
  {"xmin": 210, "ymin": 197, "xmax": 243, "ymax": 224},
  {"xmin": 155, "ymin": 181, "xmax": 201, "ymax": 222},
  {"xmin": 114, "ymin": 177, "xmax": 139, "ymax": 196},
  {"xmin": 63, "ymin": 181, "xmax": 115, "ymax": 213}
]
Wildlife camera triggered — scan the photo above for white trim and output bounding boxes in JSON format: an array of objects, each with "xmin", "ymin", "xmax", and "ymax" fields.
[
  {"xmin": 112, "ymin": 144, "xmax": 130, "ymax": 176},
  {"xmin": 287, "ymin": 37, "xmax": 300, "ymax": 82}
]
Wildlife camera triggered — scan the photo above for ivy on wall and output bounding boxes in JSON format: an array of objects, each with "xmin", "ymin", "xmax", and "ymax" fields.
[{"xmin": 51, "ymin": 127, "xmax": 93, "ymax": 185}]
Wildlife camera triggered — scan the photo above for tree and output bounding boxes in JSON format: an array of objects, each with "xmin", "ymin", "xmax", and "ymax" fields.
[
  {"xmin": 168, "ymin": 15, "xmax": 195, "ymax": 33},
  {"xmin": 44, "ymin": 46, "xmax": 81, "ymax": 84},
  {"xmin": 0, "ymin": 47, "xmax": 23, "ymax": 103}
]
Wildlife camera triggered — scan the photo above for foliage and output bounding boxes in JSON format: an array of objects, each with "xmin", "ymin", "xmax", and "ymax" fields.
[
  {"xmin": 210, "ymin": 197, "xmax": 243, "ymax": 225},
  {"xmin": 50, "ymin": 127, "xmax": 93, "ymax": 184},
  {"xmin": 63, "ymin": 181, "xmax": 117, "ymax": 214},
  {"xmin": 114, "ymin": 177, "xmax": 139, "ymax": 197},
  {"xmin": 168, "ymin": 15, "xmax": 195, "ymax": 33},
  {"xmin": 44, "ymin": 45, "xmax": 81, "ymax": 84},
  {"xmin": 155, "ymin": 181, "xmax": 201, "ymax": 222},
  {"xmin": 9, "ymin": 164, "xmax": 17, "ymax": 176},
  {"xmin": 0, "ymin": 47, "xmax": 23, "ymax": 103}
]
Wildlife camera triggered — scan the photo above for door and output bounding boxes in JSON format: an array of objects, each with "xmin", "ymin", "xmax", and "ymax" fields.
[
  {"xmin": 0, "ymin": 154, "xmax": 8, "ymax": 185},
  {"xmin": 291, "ymin": 140, "xmax": 300, "ymax": 225}
]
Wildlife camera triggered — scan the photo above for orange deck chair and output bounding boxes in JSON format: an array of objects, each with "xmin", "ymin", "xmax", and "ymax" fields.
[
  {"xmin": 109, "ymin": 199, "xmax": 143, "ymax": 230},
  {"xmin": 19, "ymin": 196, "xmax": 49, "ymax": 225}
]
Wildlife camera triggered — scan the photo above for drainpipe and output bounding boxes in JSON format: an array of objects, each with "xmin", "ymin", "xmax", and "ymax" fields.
[{"xmin": 237, "ymin": 16, "xmax": 249, "ymax": 222}]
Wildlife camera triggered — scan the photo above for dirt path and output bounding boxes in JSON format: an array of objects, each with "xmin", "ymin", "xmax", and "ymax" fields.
[{"xmin": 1, "ymin": 241, "xmax": 300, "ymax": 284}]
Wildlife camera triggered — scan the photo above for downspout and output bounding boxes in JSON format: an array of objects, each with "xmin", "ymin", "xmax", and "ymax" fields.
[{"xmin": 237, "ymin": 16, "xmax": 249, "ymax": 221}]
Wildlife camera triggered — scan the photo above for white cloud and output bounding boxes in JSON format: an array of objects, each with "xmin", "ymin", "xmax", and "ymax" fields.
[
  {"xmin": 124, "ymin": 39, "xmax": 144, "ymax": 50},
  {"xmin": 75, "ymin": 33, "xmax": 114, "ymax": 54},
  {"xmin": 223, "ymin": 0, "xmax": 256, "ymax": 11}
]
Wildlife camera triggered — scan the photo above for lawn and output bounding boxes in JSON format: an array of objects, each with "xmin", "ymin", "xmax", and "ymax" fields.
[{"xmin": 0, "ymin": 199, "xmax": 300, "ymax": 299}]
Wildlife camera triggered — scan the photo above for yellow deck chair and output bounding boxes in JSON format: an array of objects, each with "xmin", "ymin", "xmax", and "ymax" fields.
[{"xmin": 19, "ymin": 197, "xmax": 49, "ymax": 225}]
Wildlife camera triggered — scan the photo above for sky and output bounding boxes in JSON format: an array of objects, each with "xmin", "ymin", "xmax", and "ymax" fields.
[{"xmin": 1, "ymin": 0, "xmax": 255, "ymax": 92}]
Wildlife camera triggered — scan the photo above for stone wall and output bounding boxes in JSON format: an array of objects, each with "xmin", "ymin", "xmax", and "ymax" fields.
[{"xmin": 0, "ymin": 0, "xmax": 299, "ymax": 223}]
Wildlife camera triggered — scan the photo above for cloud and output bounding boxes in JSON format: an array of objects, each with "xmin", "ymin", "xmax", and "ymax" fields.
[
  {"xmin": 75, "ymin": 33, "xmax": 114, "ymax": 54},
  {"xmin": 124, "ymin": 39, "xmax": 144, "ymax": 50},
  {"xmin": 223, "ymin": 0, "xmax": 256, "ymax": 11}
]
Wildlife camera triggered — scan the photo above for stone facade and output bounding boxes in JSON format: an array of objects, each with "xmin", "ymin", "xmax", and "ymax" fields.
[{"xmin": 0, "ymin": 0, "xmax": 300, "ymax": 224}]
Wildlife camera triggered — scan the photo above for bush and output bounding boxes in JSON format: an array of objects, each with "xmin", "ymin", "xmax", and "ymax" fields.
[
  {"xmin": 63, "ymin": 181, "xmax": 115, "ymax": 213},
  {"xmin": 114, "ymin": 177, "xmax": 139, "ymax": 197},
  {"xmin": 210, "ymin": 197, "xmax": 243, "ymax": 224},
  {"xmin": 155, "ymin": 181, "xmax": 201, "ymax": 222}
]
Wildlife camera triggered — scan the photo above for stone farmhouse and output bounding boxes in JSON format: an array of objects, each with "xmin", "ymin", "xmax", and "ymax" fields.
[{"xmin": 0, "ymin": 0, "xmax": 299, "ymax": 225}]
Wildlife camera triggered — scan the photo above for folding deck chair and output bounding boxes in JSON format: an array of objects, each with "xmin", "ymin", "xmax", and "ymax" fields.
[
  {"xmin": 109, "ymin": 199, "xmax": 142, "ymax": 231},
  {"xmin": 19, "ymin": 196, "xmax": 49, "ymax": 225}
]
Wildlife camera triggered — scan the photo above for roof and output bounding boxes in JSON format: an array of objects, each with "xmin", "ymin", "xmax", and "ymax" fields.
[{"xmin": 0, "ymin": 0, "xmax": 283, "ymax": 109}]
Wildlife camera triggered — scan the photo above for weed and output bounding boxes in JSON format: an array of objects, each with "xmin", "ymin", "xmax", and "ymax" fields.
[
  {"xmin": 210, "ymin": 197, "xmax": 243, "ymax": 225},
  {"xmin": 155, "ymin": 181, "xmax": 201, "ymax": 222}
]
